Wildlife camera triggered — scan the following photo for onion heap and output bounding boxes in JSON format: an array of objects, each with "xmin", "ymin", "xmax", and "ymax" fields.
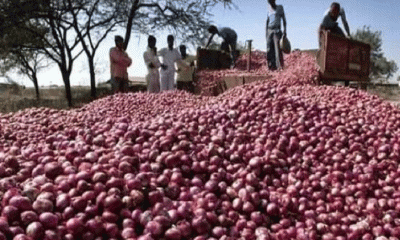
[
  {"xmin": 0, "ymin": 51, "xmax": 399, "ymax": 240},
  {"xmin": 195, "ymin": 51, "xmax": 319, "ymax": 96}
]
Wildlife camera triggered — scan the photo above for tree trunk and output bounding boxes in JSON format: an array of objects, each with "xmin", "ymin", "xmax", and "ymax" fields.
[
  {"xmin": 123, "ymin": 0, "xmax": 140, "ymax": 50},
  {"xmin": 32, "ymin": 75, "xmax": 40, "ymax": 100},
  {"xmin": 62, "ymin": 71, "xmax": 72, "ymax": 107},
  {"xmin": 88, "ymin": 57, "xmax": 96, "ymax": 98}
]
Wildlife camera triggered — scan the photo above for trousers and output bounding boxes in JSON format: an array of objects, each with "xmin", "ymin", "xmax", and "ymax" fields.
[
  {"xmin": 146, "ymin": 70, "xmax": 160, "ymax": 93},
  {"xmin": 266, "ymin": 30, "xmax": 284, "ymax": 70},
  {"xmin": 160, "ymin": 70, "xmax": 175, "ymax": 91}
]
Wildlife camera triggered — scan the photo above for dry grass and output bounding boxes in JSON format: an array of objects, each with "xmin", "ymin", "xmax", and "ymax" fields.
[
  {"xmin": 366, "ymin": 85, "xmax": 400, "ymax": 104},
  {"xmin": 0, "ymin": 86, "xmax": 113, "ymax": 113}
]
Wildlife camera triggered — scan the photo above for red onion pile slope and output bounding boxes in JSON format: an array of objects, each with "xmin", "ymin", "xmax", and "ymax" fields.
[
  {"xmin": 0, "ymin": 51, "xmax": 399, "ymax": 240},
  {"xmin": 195, "ymin": 51, "xmax": 319, "ymax": 96}
]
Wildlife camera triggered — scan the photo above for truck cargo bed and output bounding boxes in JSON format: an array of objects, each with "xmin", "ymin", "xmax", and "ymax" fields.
[{"xmin": 317, "ymin": 31, "xmax": 371, "ymax": 85}]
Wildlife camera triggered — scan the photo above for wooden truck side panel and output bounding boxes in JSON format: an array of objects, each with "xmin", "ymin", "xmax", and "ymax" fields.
[{"xmin": 318, "ymin": 31, "xmax": 371, "ymax": 83}]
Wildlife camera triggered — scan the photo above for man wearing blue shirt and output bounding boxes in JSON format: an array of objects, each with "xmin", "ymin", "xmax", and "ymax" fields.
[
  {"xmin": 319, "ymin": 2, "xmax": 350, "ymax": 37},
  {"xmin": 206, "ymin": 25, "xmax": 238, "ymax": 68},
  {"xmin": 266, "ymin": 0, "xmax": 287, "ymax": 71}
]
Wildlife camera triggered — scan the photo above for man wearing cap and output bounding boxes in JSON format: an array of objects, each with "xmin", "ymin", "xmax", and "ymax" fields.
[
  {"xmin": 319, "ymin": 2, "xmax": 350, "ymax": 38},
  {"xmin": 266, "ymin": 0, "xmax": 287, "ymax": 71},
  {"xmin": 205, "ymin": 25, "xmax": 238, "ymax": 68},
  {"xmin": 109, "ymin": 35, "xmax": 132, "ymax": 93}
]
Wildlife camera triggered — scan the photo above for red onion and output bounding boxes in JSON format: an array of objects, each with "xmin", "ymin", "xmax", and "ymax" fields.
[
  {"xmin": 164, "ymin": 227, "xmax": 182, "ymax": 240},
  {"xmin": 32, "ymin": 199, "xmax": 53, "ymax": 214},
  {"xmin": 66, "ymin": 218, "xmax": 84, "ymax": 236},
  {"xmin": 39, "ymin": 212, "xmax": 58, "ymax": 229},
  {"xmin": 20, "ymin": 211, "xmax": 39, "ymax": 226},
  {"xmin": 26, "ymin": 222, "xmax": 44, "ymax": 239},
  {"xmin": 9, "ymin": 196, "xmax": 32, "ymax": 211}
]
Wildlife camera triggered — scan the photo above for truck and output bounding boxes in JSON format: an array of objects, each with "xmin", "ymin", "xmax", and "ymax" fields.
[{"xmin": 316, "ymin": 30, "xmax": 371, "ymax": 88}]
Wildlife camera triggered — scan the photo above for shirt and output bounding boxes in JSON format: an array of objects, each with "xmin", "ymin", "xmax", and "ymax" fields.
[
  {"xmin": 321, "ymin": 7, "xmax": 348, "ymax": 30},
  {"xmin": 157, "ymin": 48, "xmax": 182, "ymax": 71},
  {"xmin": 176, "ymin": 55, "xmax": 196, "ymax": 82},
  {"xmin": 218, "ymin": 27, "xmax": 237, "ymax": 43},
  {"xmin": 143, "ymin": 48, "xmax": 161, "ymax": 73},
  {"xmin": 267, "ymin": 5, "xmax": 285, "ymax": 30},
  {"xmin": 109, "ymin": 47, "xmax": 132, "ymax": 79}
]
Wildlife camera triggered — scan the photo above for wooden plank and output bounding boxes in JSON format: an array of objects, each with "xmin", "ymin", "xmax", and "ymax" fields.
[
  {"xmin": 243, "ymin": 75, "xmax": 270, "ymax": 84},
  {"xmin": 197, "ymin": 48, "xmax": 221, "ymax": 70},
  {"xmin": 224, "ymin": 76, "xmax": 244, "ymax": 89}
]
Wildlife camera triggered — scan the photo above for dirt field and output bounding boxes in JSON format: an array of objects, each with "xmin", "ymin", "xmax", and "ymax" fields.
[
  {"xmin": 0, "ymin": 83, "xmax": 399, "ymax": 114},
  {"xmin": 366, "ymin": 84, "xmax": 400, "ymax": 105}
]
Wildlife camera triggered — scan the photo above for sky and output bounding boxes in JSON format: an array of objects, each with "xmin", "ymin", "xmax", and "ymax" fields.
[{"xmin": 12, "ymin": 0, "xmax": 400, "ymax": 87}]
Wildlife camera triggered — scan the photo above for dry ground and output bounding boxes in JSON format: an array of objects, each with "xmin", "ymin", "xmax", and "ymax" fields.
[
  {"xmin": 0, "ymin": 84, "xmax": 399, "ymax": 114},
  {"xmin": 0, "ymin": 86, "xmax": 113, "ymax": 113}
]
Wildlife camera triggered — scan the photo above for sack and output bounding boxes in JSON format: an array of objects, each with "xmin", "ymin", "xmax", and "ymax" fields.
[{"xmin": 280, "ymin": 36, "xmax": 291, "ymax": 54}]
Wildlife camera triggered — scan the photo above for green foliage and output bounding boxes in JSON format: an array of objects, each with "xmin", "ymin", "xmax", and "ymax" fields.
[{"xmin": 351, "ymin": 26, "xmax": 398, "ymax": 82}]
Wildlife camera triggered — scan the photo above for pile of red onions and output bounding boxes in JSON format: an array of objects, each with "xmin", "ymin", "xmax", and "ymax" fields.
[
  {"xmin": 1, "ymin": 51, "xmax": 400, "ymax": 240},
  {"xmin": 195, "ymin": 50, "xmax": 319, "ymax": 96}
]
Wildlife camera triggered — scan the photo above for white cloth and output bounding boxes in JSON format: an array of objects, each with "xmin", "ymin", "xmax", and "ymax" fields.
[
  {"xmin": 158, "ymin": 47, "xmax": 182, "ymax": 91},
  {"xmin": 160, "ymin": 71, "xmax": 175, "ymax": 91},
  {"xmin": 143, "ymin": 48, "xmax": 161, "ymax": 93},
  {"xmin": 158, "ymin": 48, "xmax": 182, "ymax": 72}
]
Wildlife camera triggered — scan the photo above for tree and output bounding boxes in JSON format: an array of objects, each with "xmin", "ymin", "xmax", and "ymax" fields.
[
  {"xmin": 67, "ymin": 0, "xmax": 121, "ymax": 98},
  {"xmin": 0, "ymin": 48, "xmax": 50, "ymax": 100},
  {"xmin": 81, "ymin": 0, "xmax": 235, "ymax": 97},
  {"xmin": 104, "ymin": 0, "xmax": 235, "ymax": 50},
  {"xmin": 352, "ymin": 26, "xmax": 398, "ymax": 82},
  {"xmin": 0, "ymin": 1, "xmax": 49, "ymax": 99},
  {"xmin": 1, "ymin": 0, "xmax": 235, "ymax": 106},
  {"xmin": 0, "ymin": 0, "xmax": 84, "ymax": 106}
]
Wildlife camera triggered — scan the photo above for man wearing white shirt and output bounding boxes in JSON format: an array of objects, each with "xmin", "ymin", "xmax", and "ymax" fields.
[
  {"xmin": 158, "ymin": 35, "xmax": 186, "ymax": 91},
  {"xmin": 319, "ymin": 2, "xmax": 350, "ymax": 37},
  {"xmin": 143, "ymin": 35, "xmax": 163, "ymax": 93}
]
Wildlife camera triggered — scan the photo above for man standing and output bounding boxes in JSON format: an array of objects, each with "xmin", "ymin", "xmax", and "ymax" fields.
[
  {"xmin": 266, "ymin": 0, "xmax": 287, "ymax": 71},
  {"xmin": 109, "ymin": 35, "xmax": 132, "ymax": 93},
  {"xmin": 205, "ymin": 25, "xmax": 238, "ymax": 68},
  {"xmin": 319, "ymin": 2, "xmax": 350, "ymax": 37},
  {"xmin": 158, "ymin": 35, "xmax": 185, "ymax": 91},
  {"xmin": 143, "ymin": 35, "xmax": 163, "ymax": 93},
  {"xmin": 176, "ymin": 45, "xmax": 196, "ymax": 93}
]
